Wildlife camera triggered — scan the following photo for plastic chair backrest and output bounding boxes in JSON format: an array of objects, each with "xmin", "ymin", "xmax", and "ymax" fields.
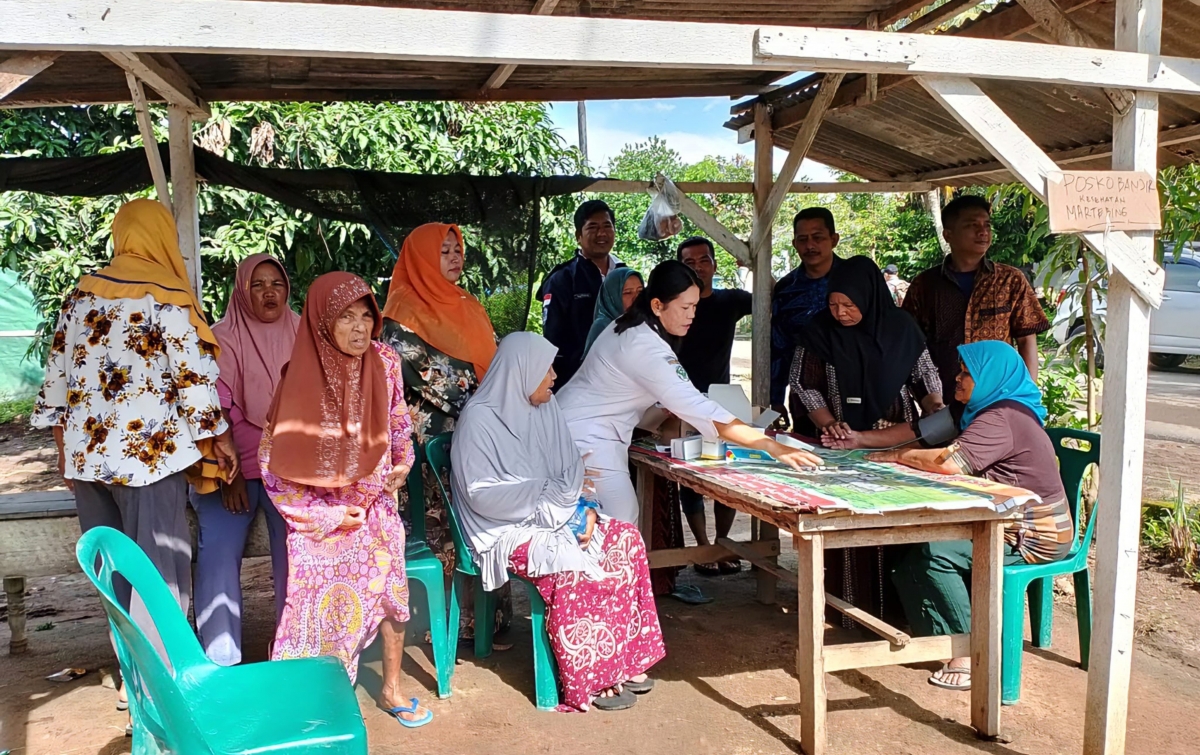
[
  {"xmin": 405, "ymin": 438, "xmax": 428, "ymax": 544},
  {"xmin": 75, "ymin": 526, "xmax": 212, "ymax": 750},
  {"xmin": 424, "ymin": 432, "xmax": 478, "ymax": 577},
  {"xmin": 1044, "ymin": 427, "xmax": 1101, "ymax": 553}
]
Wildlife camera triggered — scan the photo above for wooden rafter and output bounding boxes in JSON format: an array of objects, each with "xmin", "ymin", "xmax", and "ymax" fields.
[
  {"xmin": 104, "ymin": 51, "xmax": 210, "ymax": 119},
  {"xmin": 916, "ymin": 74, "xmax": 1162, "ymax": 305},
  {"xmin": 904, "ymin": 0, "xmax": 987, "ymax": 34},
  {"xmin": 749, "ymin": 73, "xmax": 845, "ymax": 252},
  {"xmin": 1014, "ymin": 0, "xmax": 1135, "ymax": 114},
  {"xmin": 0, "ymin": 53, "xmax": 58, "ymax": 100},
  {"xmin": 906, "ymin": 122, "xmax": 1200, "ymax": 182},
  {"xmin": 647, "ymin": 174, "xmax": 751, "ymax": 267},
  {"xmin": 125, "ymin": 72, "xmax": 173, "ymax": 213},
  {"xmin": 481, "ymin": 0, "xmax": 563, "ymax": 92}
]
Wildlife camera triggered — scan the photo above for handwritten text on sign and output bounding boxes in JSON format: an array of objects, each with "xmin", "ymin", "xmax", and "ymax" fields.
[{"xmin": 1047, "ymin": 171, "xmax": 1161, "ymax": 233}]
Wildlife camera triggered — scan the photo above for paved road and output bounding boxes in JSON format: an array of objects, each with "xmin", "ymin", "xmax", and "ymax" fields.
[{"xmin": 1146, "ymin": 365, "xmax": 1200, "ymax": 440}]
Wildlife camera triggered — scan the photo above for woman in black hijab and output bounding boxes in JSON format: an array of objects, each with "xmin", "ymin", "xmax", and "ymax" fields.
[{"xmin": 789, "ymin": 256, "xmax": 943, "ymax": 441}]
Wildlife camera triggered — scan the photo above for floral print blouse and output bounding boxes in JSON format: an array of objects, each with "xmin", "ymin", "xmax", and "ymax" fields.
[
  {"xmin": 380, "ymin": 321, "xmax": 479, "ymax": 443},
  {"xmin": 31, "ymin": 290, "xmax": 227, "ymax": 486}
]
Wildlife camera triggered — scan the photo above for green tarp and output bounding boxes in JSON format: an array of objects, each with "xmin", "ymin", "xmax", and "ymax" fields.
[{"xmin": 0, "ymin": 268, "xmax": 42, "ymax": 401}]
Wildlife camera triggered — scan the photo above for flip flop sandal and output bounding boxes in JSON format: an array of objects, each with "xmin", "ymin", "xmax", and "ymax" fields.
[
  {"xmin": 116, "ymin": 700, "xmax": 129, "ymax": 712},
  {"xmin": 592, "ymin": 688, "xmax": 637, "ymax": 711},
  {"xmin": 386, "ymin": 698, "xmax": 434, "ymax": 729},
  {"xmin": 624, "ymin": 677, "xmax": 656, "ymax": 695},
  {"xmin": 928, "ymin": 665, "xmax": 972, "ymax": 691},
  {"xmin": 717, "ymin": 560, "xmax": 743, "ymax": 575},
  {"xmin": 693, "ymin": 562, "xmax": 721, "ymax": 577},
  {"xmin": 668, "ymin": 585, "xmax": 714, "ymax": 605}
]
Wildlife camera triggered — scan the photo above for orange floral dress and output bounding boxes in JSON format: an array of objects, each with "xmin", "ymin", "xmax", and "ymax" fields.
[{"xmin": 261, "ymin": 343, "xmax": 415, "ymax": 683}]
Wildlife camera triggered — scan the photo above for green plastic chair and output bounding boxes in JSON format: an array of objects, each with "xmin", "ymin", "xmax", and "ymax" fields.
[
  {"xmin": 424, "ymin": 432, "xmax": 561, "ymax": 711},
  {"xmin": 401, "ymin": 441, "xmax": 455, "ymax": 698},
  {"xmin": 1001, "ymin": 427, "xmax": 1099, "ymax": 705},
  {"xmin": 76, "ymin": 526, "xmax": 366, "ymax": 754}
]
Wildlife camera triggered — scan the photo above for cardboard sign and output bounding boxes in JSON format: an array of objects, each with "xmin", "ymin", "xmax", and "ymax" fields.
[{"xmin": 1047, "ymin": 171, "xmax": 1161, "ymax": 233}]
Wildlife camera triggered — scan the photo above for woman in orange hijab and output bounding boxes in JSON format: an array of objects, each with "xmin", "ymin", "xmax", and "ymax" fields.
[{"xmin": 381, "ymin": 223, "xmax": 500, "ymax": 637}]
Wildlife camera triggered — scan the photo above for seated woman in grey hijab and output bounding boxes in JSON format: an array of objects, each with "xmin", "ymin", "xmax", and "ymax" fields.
[{"xmin": 451, "ymin": 332, "xmax": 665, "ymax": 713}]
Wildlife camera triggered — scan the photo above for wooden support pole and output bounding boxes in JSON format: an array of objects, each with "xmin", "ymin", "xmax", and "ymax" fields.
[
  {"xmin": 0, "ymin": 52, "xmax": 59, "ymax": 100},
  {"xmin": 749, "ymin": 73, "xmax": 845, "ymax": 253},
  {"xmin": 970, "ymin": 519, "xmax": 1005, "ymax": 739},
  {"xmin": 1085, "ymin": 1, "xmax": 1160, "ymax": 751},
  {"xmin": 169, "ymin": 105, "xmax": 201, "ymax": 298},
  {"xmin": 1014, "ymin": 0, "xmax": 1135, "ymax": 114},
  {"xmin": 125, "ymin": 73, "xmax": 172, "ymax": 214},
  {"xmin": 796, "ymin": 533, "xmax": 827, "ymax": 755}
]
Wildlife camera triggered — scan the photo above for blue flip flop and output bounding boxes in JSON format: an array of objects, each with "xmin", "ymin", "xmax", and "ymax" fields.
[{"xmin": 386, "ymin": 698, "xmax": 433, "ymax": 729}]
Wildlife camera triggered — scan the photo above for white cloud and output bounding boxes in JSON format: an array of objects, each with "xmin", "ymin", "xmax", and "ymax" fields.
[{"xmin": 653, "ymin": 102, "xmax": 677, "ymax": 112}]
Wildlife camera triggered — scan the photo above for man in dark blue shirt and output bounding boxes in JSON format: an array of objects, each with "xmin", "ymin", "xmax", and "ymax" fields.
[
  {"xmin": 536, "ymin": 200, "xmax": 624, "ymax": 390},
  {"xmin": 770, "ymin": 207, "xmax": 843, "ymax": 436},
  {"xmin": 677, "ymin": 235, "xmax": 753, "ymax": 575}
]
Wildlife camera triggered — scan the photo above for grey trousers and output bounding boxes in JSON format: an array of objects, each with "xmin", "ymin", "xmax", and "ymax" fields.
[
  {"xmin": 74, "ymin": 471, "xmax": 192, "ymax": 662},
  {"xmin": 190, "ymin": 479, "xmax": 288, "ymax": 666}
]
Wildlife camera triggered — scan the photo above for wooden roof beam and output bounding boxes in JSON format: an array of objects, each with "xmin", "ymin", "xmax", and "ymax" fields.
[
  {"xmin": 904, "ymin": 0, "xmax": 987, "ymax": 34},
  {"xmin": 1014, "ymin": 0, "xmax": 1135, "ymax": 115},
  {"xmin": 481, "ymin": 0, "xmax": 562, "ymax": 92},
  {"xmin": 741, "ymin": 0, "xmax": 1101, "ymax": 134},
  {"xmin": 0, "ymin": 53, "xmax": 59, "ymax": 100},
  {"xmin": 918, "ymin": 74, "xmax": 1162, "ymax": 305},
  {"xmin": 3, "ymin": 1, "xmax": 1198, "ymax": 94},
  {"xmin": 904, "ymin": 122, "xmax": 1200, "ymax": 182},
  {"xmin": 749, "ymin": 73, "xmax": 845, "ymax": 252},
  {"xmin": 103, "ymin": 51, "xmax": 209, "ymax": 120}
]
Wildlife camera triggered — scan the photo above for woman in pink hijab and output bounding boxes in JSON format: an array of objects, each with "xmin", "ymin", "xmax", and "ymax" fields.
[{"xmin": 189, "ymin": 254, "xmax": 300, "ymax": 665}]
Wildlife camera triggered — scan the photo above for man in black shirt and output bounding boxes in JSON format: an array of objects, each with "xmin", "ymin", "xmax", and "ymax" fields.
[
  {"xmin": 677, "ymin": 236, "xmax": 753, "ymax": 575},
  {"xmin": 536, "ymin": 200, "xmax": 624, "ymax": 390}
]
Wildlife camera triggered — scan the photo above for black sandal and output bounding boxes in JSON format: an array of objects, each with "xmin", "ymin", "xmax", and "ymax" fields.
[
  {"xmin": 693, "ymin": 562, "xmax": 721, "ymax": 576},
  {"xmin": 717, "ymin": 559, "xmax": 743, "ymax": 574},
  {"xmin": 624, "ymin": 677, "xmax": 655, "ymax": 695},
  {"xmin": 592, "ymin": 688, "xmax": 637, "ymax": 711}
]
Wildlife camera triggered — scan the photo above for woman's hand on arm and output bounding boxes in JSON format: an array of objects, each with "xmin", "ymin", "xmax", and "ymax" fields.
[
  {"xmin": 339, "ymin": 505, "xmax": 366, "ymax": 530},
  {"xmin": 577, "ymin": 507, "xmax": 598, "ymax": 549},
  {"xmin": 383, "ymin": 464, "xmax": 411, "ymax": 495},
  {"xmin": 715, "ymin": 419, "xmax": 823, "ymax": 470},
  {"xmin": 824, "ymin": 423, "xmax": 917, "ymax": 450},
  {"xmin": 920, "ymin": 393, "xmax": 945, "ymax": 415}
]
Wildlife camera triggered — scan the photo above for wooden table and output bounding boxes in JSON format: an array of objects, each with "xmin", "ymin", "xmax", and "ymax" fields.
[{"xmin": 631, "ymin": 447, "xmax": 1020, "ymax": 755}]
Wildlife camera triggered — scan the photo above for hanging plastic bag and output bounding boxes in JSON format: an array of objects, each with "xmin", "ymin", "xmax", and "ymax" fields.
[{"xmin": 638, "ymin": 176, "xmax": 684, "ymax": 241}]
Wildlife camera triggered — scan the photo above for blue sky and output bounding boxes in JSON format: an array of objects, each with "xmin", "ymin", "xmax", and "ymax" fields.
[{"xmin": 546, "ymin": 97, "xmax": 837, "ymax": 181}]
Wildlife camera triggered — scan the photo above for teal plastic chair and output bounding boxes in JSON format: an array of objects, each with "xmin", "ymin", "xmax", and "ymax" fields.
[
  {"xmin": 401, "ymin": 441, "xmax": 455, "ymax": 698},
  {"xmin": 424, "ymin": 432, "xmax": 560, "ymax": 711},
  {"xmin": 76, "ymin": 526, "xmax": 366, "ymax": 755},
  {"xmin": 1001, "ymin": 427, "xmax": 1099, "ymax": 705}
]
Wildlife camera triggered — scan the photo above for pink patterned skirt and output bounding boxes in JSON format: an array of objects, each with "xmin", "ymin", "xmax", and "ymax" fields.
[{"xmin": 509, "ymin": 519, "xmax": 666, "ymax": 711}]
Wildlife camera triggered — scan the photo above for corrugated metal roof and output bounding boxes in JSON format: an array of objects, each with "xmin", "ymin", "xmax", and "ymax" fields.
[{"xmin": 725, "ymin": 0, "xmax": 1200, "ymax": 185}]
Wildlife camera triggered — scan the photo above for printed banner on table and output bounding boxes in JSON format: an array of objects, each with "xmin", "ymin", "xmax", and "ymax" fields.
[{"xmin": 631, "ymin": 442, "xmax": 1036, "ymax": 515}]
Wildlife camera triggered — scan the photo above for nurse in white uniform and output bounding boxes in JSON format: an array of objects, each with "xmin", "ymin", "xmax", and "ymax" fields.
[{"xmin": 558, "ymin": 260, "xmax": 821, "ymax": 523}]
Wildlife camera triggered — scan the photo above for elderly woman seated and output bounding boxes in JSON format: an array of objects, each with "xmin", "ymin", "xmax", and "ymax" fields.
[
  {"xmin": 863, "ymin": 341, "xmax": 1073, "ymax": 691},
  {"xmin": 450, "ymin": 332, "xmax": 665, "ymax": 712}
]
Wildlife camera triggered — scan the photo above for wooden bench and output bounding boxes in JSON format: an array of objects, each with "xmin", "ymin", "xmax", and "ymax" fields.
[{"xmin": 0, "ymin": 489, "xmax": 272, "ymax": 655}]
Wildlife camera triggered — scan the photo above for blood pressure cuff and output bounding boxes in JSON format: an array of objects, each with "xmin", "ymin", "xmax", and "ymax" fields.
[{"xmin": 912, "ymin": 405, "xmax": 961, "ymax": 448}]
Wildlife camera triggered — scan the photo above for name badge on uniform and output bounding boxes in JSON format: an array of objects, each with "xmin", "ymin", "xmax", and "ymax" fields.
[{"xmin": 846, "ymin": 397, "xmax": 862, "ymax": 404}]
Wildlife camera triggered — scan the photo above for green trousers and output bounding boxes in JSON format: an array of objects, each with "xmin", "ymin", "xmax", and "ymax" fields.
[{"xmin": 890, "ymin": 540, "xmax": 1024, "ymax": 637}]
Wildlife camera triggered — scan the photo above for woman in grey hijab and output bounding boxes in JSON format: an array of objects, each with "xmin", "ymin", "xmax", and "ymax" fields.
[{"xmin": 451, "ymin": 332, "xmax": 665, "ymax": 713}]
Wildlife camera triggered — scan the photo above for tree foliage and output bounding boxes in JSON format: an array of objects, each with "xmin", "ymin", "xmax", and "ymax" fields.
[{"xmin": 1, "ymin": 101, "xmax": 583, "ymax": 348}]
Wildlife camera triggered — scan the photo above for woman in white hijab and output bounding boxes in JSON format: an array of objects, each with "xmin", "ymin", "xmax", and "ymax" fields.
[{"xmin": 451, "ymin": 332, "xmax": 665, "ymax": 713}]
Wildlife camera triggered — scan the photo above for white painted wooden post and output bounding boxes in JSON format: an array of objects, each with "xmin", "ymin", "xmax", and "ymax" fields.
[
  {"xmin": 1084, "ymin": 1, "xmax": 1160, "ymax": 753},
  {"xmin": 169, "ymin": 105, "xmax": 202, "ymax": 298},
  {"xmin": 751, "ymin": 103, "xmax": 773, "ymax": 409}
]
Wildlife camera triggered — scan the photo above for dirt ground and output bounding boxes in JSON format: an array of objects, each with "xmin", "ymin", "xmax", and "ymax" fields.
[
  {"xmin": 3, "ymin": 525, "xmax": 1200, "ymax": 755},
  {"xmin": 4, "ymin": 372, "xmax": 1200, "ymax": 754}
]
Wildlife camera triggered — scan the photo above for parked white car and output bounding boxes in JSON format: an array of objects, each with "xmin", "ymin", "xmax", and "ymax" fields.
[{"xmin": 1051, "ymin": 259, "xmax": 1200, "ymax": 369}]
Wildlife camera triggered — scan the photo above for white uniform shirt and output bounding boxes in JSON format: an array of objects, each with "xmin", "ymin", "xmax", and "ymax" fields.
[{"xmin": 558, "ymin": 321, "xmax": 736, "ymax": 474}]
